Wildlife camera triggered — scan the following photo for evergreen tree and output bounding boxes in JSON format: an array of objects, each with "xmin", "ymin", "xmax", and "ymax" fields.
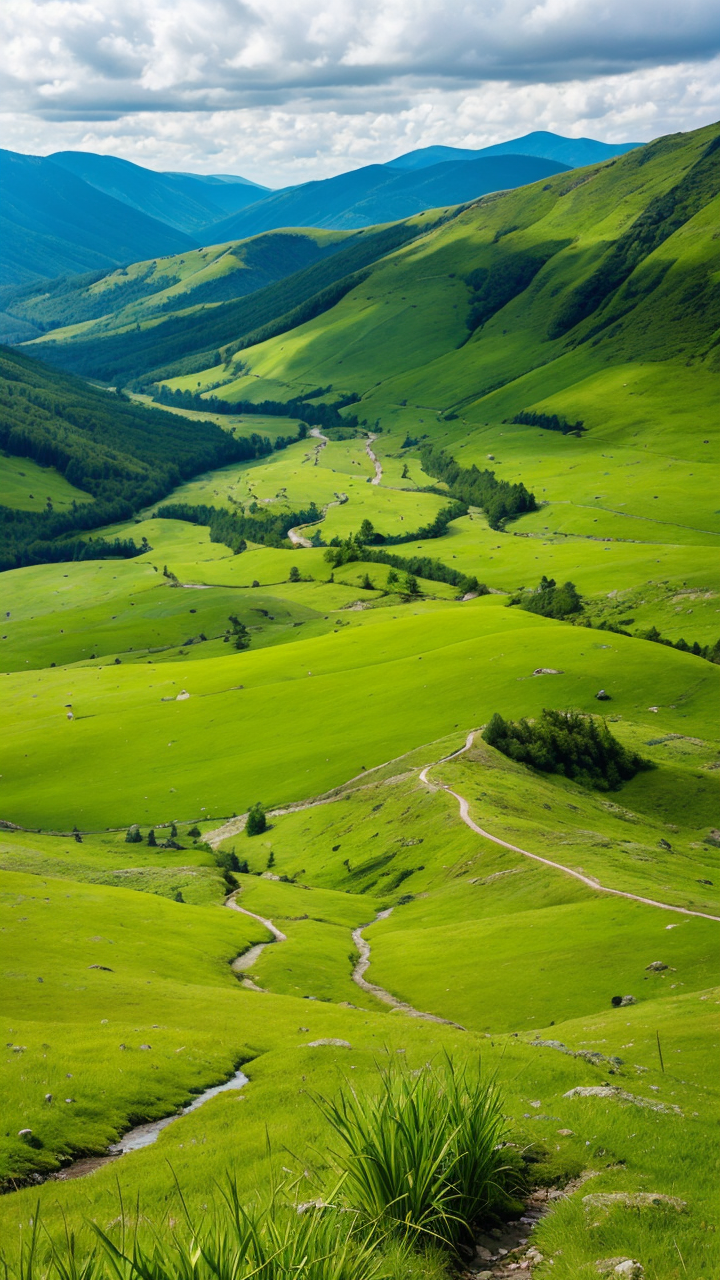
[
  {"xmin": 360, "ymin": 572, "xmax": 374, "ymax": 590},
  {"xmin": 147, "ymin": 829, "xmax": 157, "ymax": 847},
  {"xmin": 289, "ymin": 565, "xmax": 301, "ymax": 582},
  {"xmin": 125, "ymin": 824, "xmax": 142, "ymax": 843}
]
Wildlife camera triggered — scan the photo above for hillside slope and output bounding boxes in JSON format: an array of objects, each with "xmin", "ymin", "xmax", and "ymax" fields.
[
  {"xmin": 166, "ymin": 122, "xmax": 718, "ymax": 476},
  {"xmin": 0, "ymin": 150, "xmax": 196, "ymax": 287},
  {"xmin": 2, "ymin": 229, "xmax": 352, "ymax": 343}
]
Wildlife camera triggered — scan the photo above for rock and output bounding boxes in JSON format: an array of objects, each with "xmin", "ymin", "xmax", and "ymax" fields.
[
  {"xmin": 557, "ymin": 1128, "xmax": 574, "ymax": 1136},
  {"xmin": 645, "ymin": 961, "xmax": 668, "ymax": 972},
  {"xmin": 176, "ymin": 690, "xmax": 190, "ymax": 701},
  {"xmin": 595, "ymin": 689, "xmax": 611, "ymax": 700},
  {"xmin": 563, "ymin": 1085, "xmax": 682, "ymax": 1115},
  {"xmin": 476, "ymin": 1272, "xmax": 493, "ymax": 1279},
  {"xmin": 532, "ymin": 667, "xmax": 563, "ymax": 675},
  {"xmin": 139, "ymin": 1044, "xmax": 151, "ymax": 1050},
  {"xmin": 306, "ymin": 1038, "xmax": 352, "ymax": 1048},
  {"xmin": 18, "ymin": 1129, "xmax": 33, "ymax": 1141},
  {"xmin": 583, "ymin": 1192, "xmax": 686, "ymax": 1216},
  {"xmin": 620, "ymin": 994, "xmax": 636, "ymax": 1006},
  {"xmin": 88, "ymin": 964, "xmax": 113, "ymax": 971},
  {"xmin": 475, "ymin": 1246, "xmax": 493, "ymax": 1260},
  {"xmin": 595, "ymin": 1261, "xmax": 644, "ymax": 1278},
  {"xmin": 44, "ymin": 1093, "xmax": 52, "ymax": 1104}
]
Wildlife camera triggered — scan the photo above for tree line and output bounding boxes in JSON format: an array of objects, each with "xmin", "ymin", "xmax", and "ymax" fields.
[
  {"xmin": 154, "ymin": 384, "xmax": 360, "ymax": 432},
  {"xmin": 508, "ymin": 410, "xmax": 586, "ymax": 435},
  {"xmin": 154, "ymin": 501, "xmax": 321, "ymax": 552},
  {"xmin": 324, "ymin": 533, "xmax": 485, "ymax": 597},
  {"xmin": 419, "ymin": 445, "xmax": 536, "ymax": 529}
]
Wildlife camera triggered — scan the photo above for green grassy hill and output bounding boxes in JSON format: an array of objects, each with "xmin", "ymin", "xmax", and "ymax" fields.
[
  {"xmin": 0, "ymin": 122, "xmax": 718, "ymax": 1280},
  {"xmin": 4, "ymin": 229, "xmax": 351, "ymax": 342}
]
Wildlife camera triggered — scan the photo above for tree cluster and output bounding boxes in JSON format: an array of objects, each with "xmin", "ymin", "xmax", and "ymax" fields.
[
  {"xmin": 419, "ymin": 446, "xmax": 536, "ymax": 530},
  {"xmin": 513, "ymin": 576, "xmax": 583, "ymax": 619},
  {"xmin": 154, "ymin": 500, "xmax": 321, "ymax": 553},
  {"xmin": 324, "ymin": 534, "xmax": 486, "ymax": 597},
  {"xmin": 482, "ymin": 708, "xmax": 653, "ymax": 790},
  {"xmin": 509, "ymin": 410, "xmax": 585, "ymax": 436}
]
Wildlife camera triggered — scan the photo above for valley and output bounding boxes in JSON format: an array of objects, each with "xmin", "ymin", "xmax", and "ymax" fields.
[{"xmin": 0, "ymin": 119, "xmax": 718, "ymax": 1280}]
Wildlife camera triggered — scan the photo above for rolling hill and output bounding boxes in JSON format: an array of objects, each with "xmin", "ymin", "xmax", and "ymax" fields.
[{"xmin": 0, "ymin": 150, "xmax": 197, "ymax": 287}]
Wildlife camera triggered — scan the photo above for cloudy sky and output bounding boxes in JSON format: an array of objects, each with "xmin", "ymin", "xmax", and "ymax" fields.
[{"xmin": 2, "ymin": 0, "xmax": 719, "ymax": 184}]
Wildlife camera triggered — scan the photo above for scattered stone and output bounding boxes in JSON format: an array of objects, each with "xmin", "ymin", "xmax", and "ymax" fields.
[
  {"xmin": 306, "ymin": 1038, "xmax": 352, "ymax": 1048},
  {"xmin": 45, "ymin": 1094, "xmax": 52, "ymax": 1104},
  {"xmin": 595, "ymin": 689, "xmax": 612, "ymax": 700},
  {"xmin": 532, "ymin": 667, "xmax": 563, "ymax": 675},
  {"xmin": 583, "ymin": 1192, "xmax": 686, "ymax": 1216},
  {"xmin": 557, "ymin": 1128, "xmax": 574, "ymax": 1136},
  {"xmin": 620, "ymin": 995, "xmax": 636, "ymax": 1006},
  {"xmin": 18, "ymin": 1129, "xmax": 33, "ymax": 1142},
  {"xmin": 176, "ymin": 690, "xmax": 190, "ymax": 701},
  {"xmin": 564, "ymin": 1085, "xmax": 682, "ymax": 1115},
  {"xmin": 595, "ymin": 1261, "xmax": 644, "ymax": 1278},
  {"xmin": 139, "ymin": 1044, "xmax": 151, "ymax": 1050},
  {"xmin": 645, "ymin": 961, "xmax": 668, "ymax": 972},
  {"xmin": 88, "ymin": 964, "xmax": 113, "ymax": 971}
]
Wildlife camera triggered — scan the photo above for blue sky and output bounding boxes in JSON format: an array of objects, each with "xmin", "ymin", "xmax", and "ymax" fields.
[{"xmin": 2, "ymin": 0, "xmax": 718, "ymax": 183}]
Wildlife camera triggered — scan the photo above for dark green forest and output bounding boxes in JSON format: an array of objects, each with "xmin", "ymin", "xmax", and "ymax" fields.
[{"xmin": 0, "ymin": 347, "xmax": 272, "ymax": 569}]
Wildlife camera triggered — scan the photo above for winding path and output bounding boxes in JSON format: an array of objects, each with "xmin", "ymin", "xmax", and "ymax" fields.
[
  {"xmin": 365, "ymin": 433, "xmax": 382, "ymax": 485},
  {"xmin": 352, "ymin": 910, "xmax": 465, "ymax": 1029},
  {"xmin": 420, "ymin": 732, "xmax": 720, "ymax": 924}
]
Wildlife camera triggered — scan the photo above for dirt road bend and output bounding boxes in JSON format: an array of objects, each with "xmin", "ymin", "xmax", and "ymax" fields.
[
  {"xmin": 420, "ymin": 735, "xmax": 720, "ymax": 924},
  {"xmin": 352, "ymin": 910, "xmax": 466, "ymax": 1028}
]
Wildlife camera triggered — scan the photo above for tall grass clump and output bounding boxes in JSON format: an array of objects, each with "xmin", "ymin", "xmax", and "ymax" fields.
[
  {"xmin": 316, "ymin": 1055, "xmax": 513, "ymax": 1251},
  {"xmin": 8, "ymin": 1187, "xmax": 385, "ymax": 1280}
]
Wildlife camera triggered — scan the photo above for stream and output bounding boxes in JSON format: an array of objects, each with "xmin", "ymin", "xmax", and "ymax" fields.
[{"xmin": 49, "ymin": 1069, "xmax": 249, "ymax": 1183}]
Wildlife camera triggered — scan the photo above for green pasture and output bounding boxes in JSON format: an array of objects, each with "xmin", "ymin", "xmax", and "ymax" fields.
[
  {"xmin": 0, "ymin": 454, "xmax": 92, "ymax": 513},
  {"xmin": 3, "ymin": 596, "xmax": 718, "ymax": 830},
  {"xmin": 0, "ymin": 824, "xmax": 226, "ymax": 905}
]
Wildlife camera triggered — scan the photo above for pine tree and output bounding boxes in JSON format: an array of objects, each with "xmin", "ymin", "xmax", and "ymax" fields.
[{"xmin": 147, "ymin": 829, "xmax": 157, "ymax": 847}]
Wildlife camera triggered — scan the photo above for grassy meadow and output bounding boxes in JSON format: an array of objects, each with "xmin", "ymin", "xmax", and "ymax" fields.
[{"xmin": 1, "ymin": 120, "xmax": 719, "ymax": 1280}]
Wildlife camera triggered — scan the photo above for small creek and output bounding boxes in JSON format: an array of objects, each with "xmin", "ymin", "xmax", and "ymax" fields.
[{"xmin": 49, "ymin": 1070, "xmax": 248, "ymax": 1183}]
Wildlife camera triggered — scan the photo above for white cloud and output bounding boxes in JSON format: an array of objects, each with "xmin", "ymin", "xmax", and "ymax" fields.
[{"xmin": 0, "ymin": 0, "xmax": 718, "ymax": 182}]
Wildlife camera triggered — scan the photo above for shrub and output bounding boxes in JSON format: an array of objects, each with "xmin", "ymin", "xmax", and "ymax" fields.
[
  {"xmin": 483, "ymin": 709, "xmax": 654, "ymax": 790},
  {"xmin": 246, "ymin": 803, "xmax": 267, "ymax": 836},
  {"xmin": 124, "ymin": 825, "xmax": 142, "ymax": 844},
  {"xmin": 513, "ymin": 576, "xmax": 582, "ymax": 619}
]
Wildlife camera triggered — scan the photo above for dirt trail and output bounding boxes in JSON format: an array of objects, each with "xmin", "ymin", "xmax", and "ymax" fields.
[
  {"xmin": 420, "ymin": 733, "xmax": 720, "ymax": 924},
  {"xmin": 352, "ymin": 909, "xmax": 465, "ymax": 1028},
  {"xmin": 365, "ymin": 433, "xmax": 382, "ymax": 485},
  {"xmin": 225, "ymin": 894, "xmax": 287, "ymax": 988},
  {"xmin": 287, "ymin": 428, "xmax": 330, "ymax": 547}
]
